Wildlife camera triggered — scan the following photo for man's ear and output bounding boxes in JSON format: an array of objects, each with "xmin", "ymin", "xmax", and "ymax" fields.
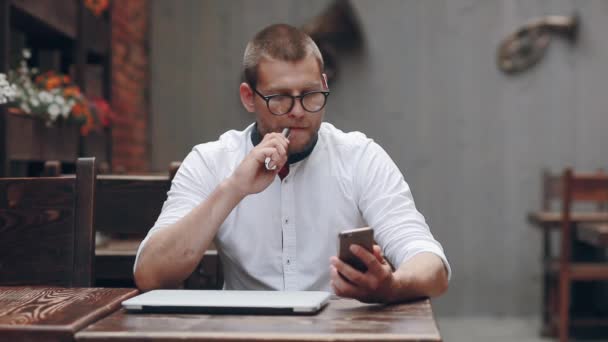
[
  {"xmin": 321, "ymin": 73, "xmax": 329, "ymax": 90},
  {"xmin": 239, "ymin": 82, "xmax": 255, "ymax": 113}
]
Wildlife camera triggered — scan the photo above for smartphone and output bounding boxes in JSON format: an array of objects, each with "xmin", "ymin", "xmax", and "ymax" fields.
[{"xmin": 338, "ymin": 227, "xmax": 374, "ymax": 272}]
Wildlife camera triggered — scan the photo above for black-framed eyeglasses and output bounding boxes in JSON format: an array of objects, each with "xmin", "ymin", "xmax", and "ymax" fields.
[{"xmin": 253, "ymin": 88, "xmax": 330, "ymax": 116}]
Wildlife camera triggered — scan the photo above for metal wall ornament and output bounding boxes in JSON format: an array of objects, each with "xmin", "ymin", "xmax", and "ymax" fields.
[
  {"xmin": 302, "ymin": 0, "xmax": 363, "ymax": 83},
  {"xmin": 497, "ymin": 13, "xmax": 579, "ymax": 74}
]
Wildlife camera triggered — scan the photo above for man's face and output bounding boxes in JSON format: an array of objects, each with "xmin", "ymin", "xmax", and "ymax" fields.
[{"xmin": 249, "ymin": 55, "xmax": 326, "ymax": 155}]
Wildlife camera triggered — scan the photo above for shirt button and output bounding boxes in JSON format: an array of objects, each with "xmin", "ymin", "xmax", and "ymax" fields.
[
  {"xmin": 284, "ymin": 218, "xmax": 289, "ymax": 224},
  {"xmin": 286, "ymin": 259, "xmax": 291, "ymax": 265}
]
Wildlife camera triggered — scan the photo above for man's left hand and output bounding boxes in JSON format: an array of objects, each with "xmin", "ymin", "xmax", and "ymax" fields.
[{"xmin": 329, "ymin": 244, "xmax": 396, "ymax": 303}]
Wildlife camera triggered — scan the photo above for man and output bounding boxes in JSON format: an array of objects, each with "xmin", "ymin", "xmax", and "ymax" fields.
[{"xmin": 134, "ymin": 24, "xmax": 450, "ymax": 303}]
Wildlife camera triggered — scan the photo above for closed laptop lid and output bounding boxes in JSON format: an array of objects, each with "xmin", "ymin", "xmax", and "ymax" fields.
[{"xmin": 122, "ymin": 290, "xmax": 331, "ymax": 314}]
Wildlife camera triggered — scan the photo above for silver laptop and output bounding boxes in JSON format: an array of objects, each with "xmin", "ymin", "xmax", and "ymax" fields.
[{"xmin": 122, "ymin": 290, "xmax": 331, "ymax": 315}]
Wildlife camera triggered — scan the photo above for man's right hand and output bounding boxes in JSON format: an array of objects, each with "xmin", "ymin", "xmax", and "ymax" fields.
[{"xmin": 227, "ymin": 131, "xmax": 289, "ymax": 196}]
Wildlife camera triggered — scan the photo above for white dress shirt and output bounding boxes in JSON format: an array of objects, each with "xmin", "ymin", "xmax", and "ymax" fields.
[{"xmin": 135, "ymin": 122, "xmax": 451, "ymax": 290}]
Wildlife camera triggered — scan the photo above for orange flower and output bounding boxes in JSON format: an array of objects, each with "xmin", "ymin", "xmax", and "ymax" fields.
[
  {"xmin": 64, "ymin": 86, "xmax": 81, "ymax": 97},
  {"xmin": 45, "ymin": 77, "xmax": 61, "ymax": 90},
  {"xmin": 71, "ymin": 103, "xmax": 86, "ymax": 117},
  {"xmin": 63, "ymin": 75, "xmax": 71, "ymax": 84}
]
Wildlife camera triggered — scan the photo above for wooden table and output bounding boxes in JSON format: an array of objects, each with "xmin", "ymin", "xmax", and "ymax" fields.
[
  {"xmin": 75, "ymin": 298, "xmax": 441, "ymax": 342},
  {"xmin": 0, "ymin": 286, "xmax": 138, "ymax": 342}
]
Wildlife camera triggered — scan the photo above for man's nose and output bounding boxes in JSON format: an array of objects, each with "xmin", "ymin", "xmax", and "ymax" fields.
[{"xmin": 288, "ymin": 98, "xmax": 306, "ymax": 118}]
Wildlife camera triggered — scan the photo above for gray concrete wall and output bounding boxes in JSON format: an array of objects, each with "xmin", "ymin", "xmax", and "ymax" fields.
[{"xmin": 149, "ymin": 0, "xmax": 608, "ymax": 316}]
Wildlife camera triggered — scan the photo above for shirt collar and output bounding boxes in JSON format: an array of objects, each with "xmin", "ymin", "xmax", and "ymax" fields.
[{"xmin": 250, "ymin": 122, "xmax": 318, "ymax": 165}]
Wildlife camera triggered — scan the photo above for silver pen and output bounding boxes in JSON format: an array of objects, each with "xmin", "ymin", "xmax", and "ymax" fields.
[{"xmin": 265, "ymin": 128, "xmax": 291, "ymax": 170}]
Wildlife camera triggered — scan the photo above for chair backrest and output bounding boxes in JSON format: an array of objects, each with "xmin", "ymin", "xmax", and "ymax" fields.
[
  {"xmin": 95, "ymin": 161, "xmax": 181, "ymax": 237},
  {"xmin": 560, "ymin": 168, "xmax": 608, "ymax": 262},
  {"xmin": 0, "ymin": 158, "xmax": 97, "ymax": 287},
  {"xmin": 95, "ymin": 175, "xmax": 171, "ymax": 237},
  {"xmin": 541, "ymin": 168, "xmax": 607, "ymax": 211}
]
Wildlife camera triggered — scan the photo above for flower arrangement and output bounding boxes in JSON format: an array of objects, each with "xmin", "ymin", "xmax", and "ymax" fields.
[
  {"xmin": 0, "ymin": 73, "xmax": 17, "ymax": 104},
  {"xmin": 5, "ymin": 49, "xmax": 113, "ymax": 135}
]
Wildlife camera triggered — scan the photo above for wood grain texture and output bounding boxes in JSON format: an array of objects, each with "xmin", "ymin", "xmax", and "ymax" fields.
[
  {"xmin": 75, "ymin": 298, "xmax": 441, "ymax": 341},
  {"xmin": 0, "ymin": 158, "xmax": 96, "ymax": 287},
  {"xmin": 0, "ymin": 286, "xmax": 138, "ymax": 342}
]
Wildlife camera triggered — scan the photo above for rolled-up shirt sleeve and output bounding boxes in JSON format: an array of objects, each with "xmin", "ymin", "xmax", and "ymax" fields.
[
  {"xmin": 134, "ymin": 146, "xmax": 217, "ymax": 272},
  {"xmin": 354, "ymin": 140, "xmax": 452, "ymax": 281}
]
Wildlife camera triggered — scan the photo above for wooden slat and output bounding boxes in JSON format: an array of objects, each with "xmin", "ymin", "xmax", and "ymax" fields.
[
  {"xmin": 528, "ymin": 211, "xmax": 608, "ymax": 227},
  {"xmin": 546, "ymin": 261, "xmax": 608, "ymax": 281},
  {"xmin": 73, "ymin": 158, "xmax": 97, "ymax": 287},
  {"xmin": 570, "ymin": 174, "xmax": 608, "ymax": 202}
]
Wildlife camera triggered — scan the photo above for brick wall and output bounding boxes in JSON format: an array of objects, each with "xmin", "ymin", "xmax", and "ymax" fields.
[{"xmin": 111, "ymin": 0, "xmax": 149, "ymax": 172}]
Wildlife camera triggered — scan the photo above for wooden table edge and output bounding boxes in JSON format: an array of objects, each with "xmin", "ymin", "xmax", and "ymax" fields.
[
  {"xmin": 69, "ymin": 288, "xmax": 139, "ymax": 333},
  {"xmin": 76, "ymin": 330, "xmax": 442, "ymax": 341}
]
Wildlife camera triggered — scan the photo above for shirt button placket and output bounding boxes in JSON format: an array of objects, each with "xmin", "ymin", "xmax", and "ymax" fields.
[{"xmin": 281, "ymin": 174, "xmax": 296, "ymax": 290}]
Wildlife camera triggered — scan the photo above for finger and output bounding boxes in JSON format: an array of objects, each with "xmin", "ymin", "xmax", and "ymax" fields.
[
  {"xmin": 265, "ymin": 150, "xmax": 282, "ymax": 170},
  {"xmin": 330, "ymin": 266, "xmax": 365, "ymax": 299},
  {"xmin": 350, "ymin": 244, "xmax": 385, "ymax": 277},
  {"xmin": 331, "ymin": 256, "xmax": 377, "ymax": 290},
  {"xmin": 261, "ymin": 132, "xmax": 289, "ymax": 147},
  {"xmin": 255, "ymin": 147, "xmax": 280, "ymax": 168},
  {"xmin": 260, "ymin": 136, "xmax": 288, "ymax": 160},
  {"xmin": 373, "ymin": 245, "xmax": 386, "ymax": 264}
]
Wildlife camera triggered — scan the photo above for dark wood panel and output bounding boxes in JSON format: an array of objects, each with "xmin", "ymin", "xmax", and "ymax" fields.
[
  {"xmin": 0, "ymin": 286, "xmax": 138, "ymax": 342},
  {"xmin": 0, "ymin": 159, "xmax": 96, "ymax": 287},
  {"xmin": 74, "ymin": 157, "xmax": 96, "ymax": 287},
  {"xmin": 10, "ymin": 0, "xmax": 77, "ymax": 39},
  {"xmin": 95, "ymin": 175, "xmax": 170, "ymax": 235},
  {"xmin": 76, "ymin": 298, "xmax": 441, "ymax": 341},
  {"xmin": 0, "ymin": 177, "xmax": 76, "ymax": 286},
  {"xmin": 82, "ymin": 8, "xmax": 109, "ymax": 55},
  {"xmin": 5, "ymin": 112, "xmax": 80, "ymax": 163},
  {"xmin": 81, "ymin": 129, "xmax": 111, "ymax": 164}
]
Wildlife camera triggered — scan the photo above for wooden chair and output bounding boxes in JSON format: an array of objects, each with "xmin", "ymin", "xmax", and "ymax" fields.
[
  {"xmin": 557, "ymin": 168, "xmax": 608, "ymax": 342},
  {"xmin": 0, "ymin": 157, "xmax": 97, "ymax": 287}
]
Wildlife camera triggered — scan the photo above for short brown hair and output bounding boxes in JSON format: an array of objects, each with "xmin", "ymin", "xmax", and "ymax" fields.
[{"xmin": 243, "ymin": 24, "xmax": 324, "ymax": 88}]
